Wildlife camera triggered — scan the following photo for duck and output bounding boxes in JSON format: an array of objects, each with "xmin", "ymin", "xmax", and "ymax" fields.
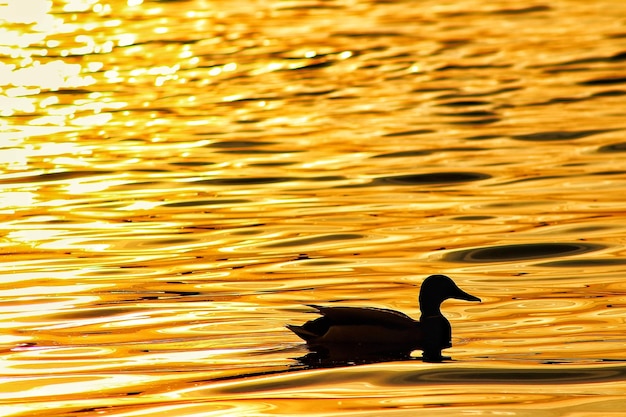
[{"xmin": 287, "ymin": 274, "xmax": 480, "ymax": 362}]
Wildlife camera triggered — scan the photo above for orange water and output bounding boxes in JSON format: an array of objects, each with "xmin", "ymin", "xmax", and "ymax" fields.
[{"xmin": 2, "ymin": 0, "xmax": 626, "ymax": 415}]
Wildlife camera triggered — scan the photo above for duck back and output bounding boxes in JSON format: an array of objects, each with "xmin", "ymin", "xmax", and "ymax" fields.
[{"xmin": 310, "ymin": 305, "xmax": 417, "ymax": 328}]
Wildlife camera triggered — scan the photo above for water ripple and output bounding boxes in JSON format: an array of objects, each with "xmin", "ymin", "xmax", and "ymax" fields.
[
  {"xmin": 443, "ymin": 242, "xmax": 606, "ymax": 263},
  {"xmin": 4, "ymin": 0, "xmax": 626, "ymax": 415},
  {"xmin": 375, "ymin": 172, "xmax": 491, "ymax": 185},
  {"xmin": 511, "ymin": 129, "xmax": 615, "ymax": 142}
]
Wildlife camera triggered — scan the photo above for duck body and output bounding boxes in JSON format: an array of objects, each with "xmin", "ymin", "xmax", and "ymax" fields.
[
  {"xmin": 287, "ymin": 274, "xmax": 480, "ymax": 362},
  {"xmin": 287, "ymin": 306, "xmax": 423, "ymax": 350}
]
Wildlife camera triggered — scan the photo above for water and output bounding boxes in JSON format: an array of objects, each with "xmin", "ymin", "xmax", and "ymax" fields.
[{"xmin": 1, "ymin": 0, "xmax": 626, "ymax": 415}]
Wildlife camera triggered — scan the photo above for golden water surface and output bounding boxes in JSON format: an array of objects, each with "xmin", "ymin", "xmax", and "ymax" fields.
[{"xmin": 2, "ymin": 0, "xmax": 626, "ymax": 415}]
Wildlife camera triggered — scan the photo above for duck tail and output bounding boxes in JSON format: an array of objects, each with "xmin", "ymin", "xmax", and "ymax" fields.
[{"xmin": 286, "ymin": 324, "xmax": 317, "ymax": 342}]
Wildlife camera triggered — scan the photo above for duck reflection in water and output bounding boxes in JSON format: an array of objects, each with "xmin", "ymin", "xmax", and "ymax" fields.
[{"xmin": 288, "ymin": 275, "xmax": 480, "ymax": 365}]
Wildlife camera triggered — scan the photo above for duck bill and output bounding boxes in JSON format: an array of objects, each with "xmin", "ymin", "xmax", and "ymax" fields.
[{"xmin": 454, "ymin": 288, "xmax": 481, "ymax": 302}]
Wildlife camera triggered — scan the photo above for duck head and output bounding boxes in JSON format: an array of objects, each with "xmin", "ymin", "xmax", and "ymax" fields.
[{"xmin": 418, "ymin": 274, "xmax": 480, "ymax": 316}]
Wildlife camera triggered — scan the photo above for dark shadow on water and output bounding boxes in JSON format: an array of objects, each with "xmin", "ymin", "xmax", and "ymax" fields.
[
  {"xmin": 192, "ymin": 175, "xmax": 345, "ymax": 186},
  {"xmin": 335, "ymin": 171, "xmax": 491, "ymax": 188},
  {"xmin": 380, "ymin": 129, "xmax": 435, "ymax": 137},
  {"xmin": 375, "ymin": 172, "xmax": 491, "ymax": 185},
  {"xmin": 598, "ymin": 142, "xmax": 626, "ymax": 153},
  {"xmin": 372, "ymin": 147, "xmax": 484, "ymax": 159},
  {"xmin": 0, "ymin": 170, "xmax": 110, "ymax": 184},
  {"xmin": 444, "ymin": 242, "xmax": 606, "ymax": 263},
  {"xmin": 579, "ymin": 76, "xmax": 626, "ymax": 86},
  {"xmin": 389, "ymin": 363, "xmax": 626, "ymax": 385},
  {"xmin": 511, "ymin": 129, "xmax": 617, "ymax": 141},
  {"xmin": 292, "ymin": 346, "xmax": 420, "ymax": 370},
  {"xmin": 537, "ymin": 258, "xmax": 626, "ymax": 267}
]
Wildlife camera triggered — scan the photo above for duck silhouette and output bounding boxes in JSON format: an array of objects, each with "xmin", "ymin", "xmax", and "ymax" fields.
[{"xmin": 287, "ymin": 274, "xmax": 480, "ymax": 362}]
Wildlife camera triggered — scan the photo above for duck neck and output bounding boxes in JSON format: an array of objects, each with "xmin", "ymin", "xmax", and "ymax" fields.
[{"xmin": 419, "ymin": 299, "xmax": 443, "ymax": 318}]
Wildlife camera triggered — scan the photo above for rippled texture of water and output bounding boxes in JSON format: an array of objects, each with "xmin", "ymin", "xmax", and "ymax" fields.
[{"xmin": 2, "ymin": 0, "xmax": 626, "ymax": 415}]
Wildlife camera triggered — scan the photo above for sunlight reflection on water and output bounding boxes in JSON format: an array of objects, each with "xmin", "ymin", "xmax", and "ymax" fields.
[{"xmin": 2, "ymin": 0, "xmax": 626, "ymax": 415}]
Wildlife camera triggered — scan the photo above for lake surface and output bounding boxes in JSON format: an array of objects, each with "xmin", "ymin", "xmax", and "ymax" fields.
[{"xmin": 2, "ymin": 0, "xmax": 626, "ymax": 415}]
